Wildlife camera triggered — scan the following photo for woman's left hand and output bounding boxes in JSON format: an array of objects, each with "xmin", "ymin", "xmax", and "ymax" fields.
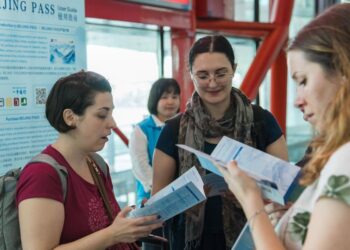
[{"xmin": 217, "ymin": 160, "xmax": 261, "ymax": 207}]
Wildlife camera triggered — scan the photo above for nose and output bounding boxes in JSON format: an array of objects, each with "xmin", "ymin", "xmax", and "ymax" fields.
[
  {"xmin": 166, "ymin": 97, "xmax": 174, "ymax": 104},
  {"xmin": 294, "ymin": 88, "xmax": 305, "ymax": 112},
  {"xmin": 208, "ymin": 74, "xmax": 218, "ymax": 87},
  {"xmin": 109, "ymin": 116, "xmax": 117, "ymax": 128}
]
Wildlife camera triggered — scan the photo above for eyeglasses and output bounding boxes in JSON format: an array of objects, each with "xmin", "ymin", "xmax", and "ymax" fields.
[{"xmin": 192, "ymin": 70, "xmax": 234, "ymax": 85}]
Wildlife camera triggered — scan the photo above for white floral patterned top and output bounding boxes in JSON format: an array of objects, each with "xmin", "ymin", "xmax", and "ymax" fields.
[{"xmin": 275, "ymin": 142, "xmax": 350, "ymax": 250}]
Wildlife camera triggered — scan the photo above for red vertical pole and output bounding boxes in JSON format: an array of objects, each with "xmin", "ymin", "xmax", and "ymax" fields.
[
  {"xmin": 270, "ymin": 48, "xmax": 287, "ymax": 135},
  {"xmin": 171, "ymin": 0, "xmax": 196, "ymax": 111},
  {"xmin": 112, "ymin": 127, "xmax": 129, "ymax": 146},
  {"xmin": 171, "ymin": 29, "xmax": 195, "ymax": 111}
]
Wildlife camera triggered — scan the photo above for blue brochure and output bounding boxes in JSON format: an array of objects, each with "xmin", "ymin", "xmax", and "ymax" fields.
[
  {"xmin": 177, "ymin": 136, "xmax": 301, "ymax": 205},
  {"xmin": 231, "ymin": 223, "xmax": 255, "ymax": 250},
  {"xmin": 128, "ymin": 167, "xmax": 206, "ymax": 222}
]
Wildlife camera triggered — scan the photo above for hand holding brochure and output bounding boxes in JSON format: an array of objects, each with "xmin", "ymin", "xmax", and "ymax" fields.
[
  {"xmin": 128, "ymin": 167, "xmax": 206, "ymax": 222},
  {"xmin": 177, "ymin": 136, "xmax": 300, "ymax": 205}
]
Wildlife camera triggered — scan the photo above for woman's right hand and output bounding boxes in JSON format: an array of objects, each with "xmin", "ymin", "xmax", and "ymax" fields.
[
  {"xmin": 217, "ymin": 160, "xmax": 261, "ymax": 207},
  {"xmin": 107, "ymin": 206, "xmax": 163, "ymax": 244}
]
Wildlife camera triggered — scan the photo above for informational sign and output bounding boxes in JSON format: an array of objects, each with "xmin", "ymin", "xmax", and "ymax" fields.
[
  {"xmin": 0, "ymin": 0, "xmax": 86, "ymax": 174},
  {"xmin": 124, "ymin": 0, "xmax": 191, "ymax": 11}
]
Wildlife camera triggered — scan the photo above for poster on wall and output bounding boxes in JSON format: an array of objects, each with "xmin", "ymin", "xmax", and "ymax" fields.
[{"xmin": 0, "ymin": 0, "xmax": 86, "ymax": 174}]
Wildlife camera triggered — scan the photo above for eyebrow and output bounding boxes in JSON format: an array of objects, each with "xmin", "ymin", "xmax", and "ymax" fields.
[
  {"xmin": 98, "ymin": 107, "xmax": 114, "ymax": 111},
  {"xmin": 215, "ymin": 67, "xmax": 229, "ymax": 72},
  {"xmin": 196, "ymin": 67, "xmax": 228, "ymax": 74}
]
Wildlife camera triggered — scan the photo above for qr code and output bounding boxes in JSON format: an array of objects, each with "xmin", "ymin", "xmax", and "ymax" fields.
[{"xmin": 35, "ymin": 88, "xmax": 47, "ymax": 104}]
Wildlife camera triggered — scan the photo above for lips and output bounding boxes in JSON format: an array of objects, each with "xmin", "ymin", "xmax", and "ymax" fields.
[
  {"xmin": 303, "ymin": 113, "xmax": 314, "ymax": 122},
  {"xmin": 207, "ymin": 89, "xmax": 222, "ymax": 95},
  {"xmin": 165, "ymin": 107, "xmax": 176, "ymax": 111},
  {"xmin": 101, "ymin": 133, "xmax": 111, "ymax": 141}
]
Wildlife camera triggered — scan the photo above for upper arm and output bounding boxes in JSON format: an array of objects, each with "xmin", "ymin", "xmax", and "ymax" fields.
[
  {"xmin": 266, "ymin": 135, "xmax": 289, "ymax": 161},
  {"xmin": 16, "ymin": 163, "xmax": 65, "ymax": 249},
  {"xmin": 129, "ymin": 126, "xmax": 150, "ymax": 169},
  {"xmin": 303, "ymin": 198, "xmax": 350, "ymax": 250},
  {"xmin": 129, "ymin": 126, "xmax": 148, "ymax": 158},
  {"xmin": 152, "ymin": 119, "xmax": 179, "ymax": 195},
  {"xmin": 152, "ymin": 149, "xmax": 177, "ymax": 195},
  {"xmin": 19, "ymin": 198, "xmax": 64, "ymax": 250},
  {"xmin": 259, "ymin": 108, "xmax": 288, "ymax": 161}
]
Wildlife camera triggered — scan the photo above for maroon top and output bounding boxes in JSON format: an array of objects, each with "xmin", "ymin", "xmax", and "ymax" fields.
[{"xmin": 16, "ymin": 145, "xmax": 136, "ymax": 250}]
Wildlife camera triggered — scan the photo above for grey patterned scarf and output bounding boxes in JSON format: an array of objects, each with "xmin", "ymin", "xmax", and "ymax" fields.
[{"xmin": 178, "ymin": 87, "xmax": 256, "ymax": 249}]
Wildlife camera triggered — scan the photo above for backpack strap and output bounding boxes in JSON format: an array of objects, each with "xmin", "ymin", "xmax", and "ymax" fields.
[
  {"xmin": 27, "ymin": 153, "xmax": 108, "ymax": 200},
  {"xmin": 28, "ymin": 154, "xmax": 68, "ymax": 200},
  {"xmin": 89, "ymin": 153, "xmax": 109, "ymax": 177}
]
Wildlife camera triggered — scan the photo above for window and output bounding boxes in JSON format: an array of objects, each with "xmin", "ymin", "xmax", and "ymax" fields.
[
  {"xmin": 226, "ymin": 37, "xmax": 257, "ymax": 89},
  {"xmin": 234, "ymin": 0, "xmax": 316, "ymax": 163},
  {"xmin": 86, "ymin": 19, "xmax": 169, "ymax": 207},
  {"xmin": 286, "ymin": 0, "xmax": 315, "ymax": 163}
]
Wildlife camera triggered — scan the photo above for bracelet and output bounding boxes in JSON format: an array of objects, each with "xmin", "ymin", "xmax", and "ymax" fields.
[{"xmin": 248, "ymin": 207, "xmax": 266, "ymax": 232}]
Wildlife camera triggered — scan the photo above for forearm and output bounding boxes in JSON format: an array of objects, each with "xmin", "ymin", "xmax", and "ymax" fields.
[
  {"xmin": 129, "ymin": 127, "xmax": 153, "ymax": 191},
  {"xmin": 132, "ymin": 161, "xmax": 153, "ymax": 192},
  {"xmin": 152, "ymin": 150, "xmax": 176, "ymax": 195},
  {"xmin": 54, "ymin": 227, "xmax": 114, "ymax": 250},
  {"xmin": 243, "ymin": 194, "xmax": 285, "ymax": 250}
]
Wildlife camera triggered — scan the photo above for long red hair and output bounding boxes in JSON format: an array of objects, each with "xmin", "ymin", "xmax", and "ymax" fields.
[{"xmin": 287, "ymin": 3, "xmax": 350, "ymax": 186}]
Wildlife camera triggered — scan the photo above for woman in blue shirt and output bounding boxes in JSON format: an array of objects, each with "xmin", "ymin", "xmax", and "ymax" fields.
[{"xmin": 129, "ymin": 78, "xmax": 180, "ymax": 206}]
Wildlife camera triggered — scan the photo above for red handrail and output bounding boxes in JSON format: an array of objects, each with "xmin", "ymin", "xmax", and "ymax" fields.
[
  {"xmin": 239, "ymin": 0, "xmax": 294, "ymax": 100},
  {"xmin": 112, "ymin": 127, "xmax": 129, "ymax": 146}
]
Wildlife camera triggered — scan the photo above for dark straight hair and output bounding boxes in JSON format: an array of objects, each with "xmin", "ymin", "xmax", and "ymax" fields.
[
  {"xmin": 188, "ymin": 35, "xmax": 236, "ymax": 72},
  {"xmin": 147, "ymin": 78, "xmax": 180, "ymax": 115}
]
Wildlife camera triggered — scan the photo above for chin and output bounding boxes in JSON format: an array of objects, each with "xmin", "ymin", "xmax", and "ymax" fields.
[
  {"xmin": 206, "ymin": 98, "xmax": 226, "ymax": 105},
  {"xmin": 94, "ymin": 143, "xmax": 106, "ymax": 152},
  {"xmin": 165, "ymin": 112, "xmax": 177, "ymax": 118}
]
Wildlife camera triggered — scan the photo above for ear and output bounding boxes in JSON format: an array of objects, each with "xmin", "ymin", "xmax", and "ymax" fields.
[
  {"xmin": 62, "ymin": 109, "xmax": 77, "ymax": 128},
  {"xmin": 233, "ymin": 63, "xmax": 238, "ymax": 72}
]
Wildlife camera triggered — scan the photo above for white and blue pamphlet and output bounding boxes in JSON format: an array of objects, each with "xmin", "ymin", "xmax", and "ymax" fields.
[
  {"xmin": 128, "ymin": 167, "xmax": 206, "ymax": 221},
  {"xmin": 231, "ymin": 223, "xmax": 255, "ymax": 250},
  {"xmin": 177, "ymin": 136, "xmax": 301, "ymax": 205}
]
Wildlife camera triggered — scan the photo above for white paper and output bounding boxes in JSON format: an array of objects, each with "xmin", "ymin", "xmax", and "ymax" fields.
[
  {"xmin": 231, "ymin": 223, "xmax": 255, "ymax": 250},
  {"xmin": 177, "ymin": 136, "xmax": 301, "ymax": 205},
  {"xmin": 128, "ymin": 167, "xmax": 206, "ymax": 222},
  {"xmin": 146, "ymin": 166, "xmax": 204, "ymax": 206}
]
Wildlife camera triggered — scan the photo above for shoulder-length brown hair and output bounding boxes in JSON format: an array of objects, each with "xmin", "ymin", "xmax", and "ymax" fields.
[{"xmin": 287, "ymin": 3, "xmax": 350, "ymax": 186}]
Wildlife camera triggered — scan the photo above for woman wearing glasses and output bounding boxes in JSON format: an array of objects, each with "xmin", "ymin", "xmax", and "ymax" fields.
[{"xmin": 152, "ymin": 35, "xmax": 288, "ymax": 250}]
